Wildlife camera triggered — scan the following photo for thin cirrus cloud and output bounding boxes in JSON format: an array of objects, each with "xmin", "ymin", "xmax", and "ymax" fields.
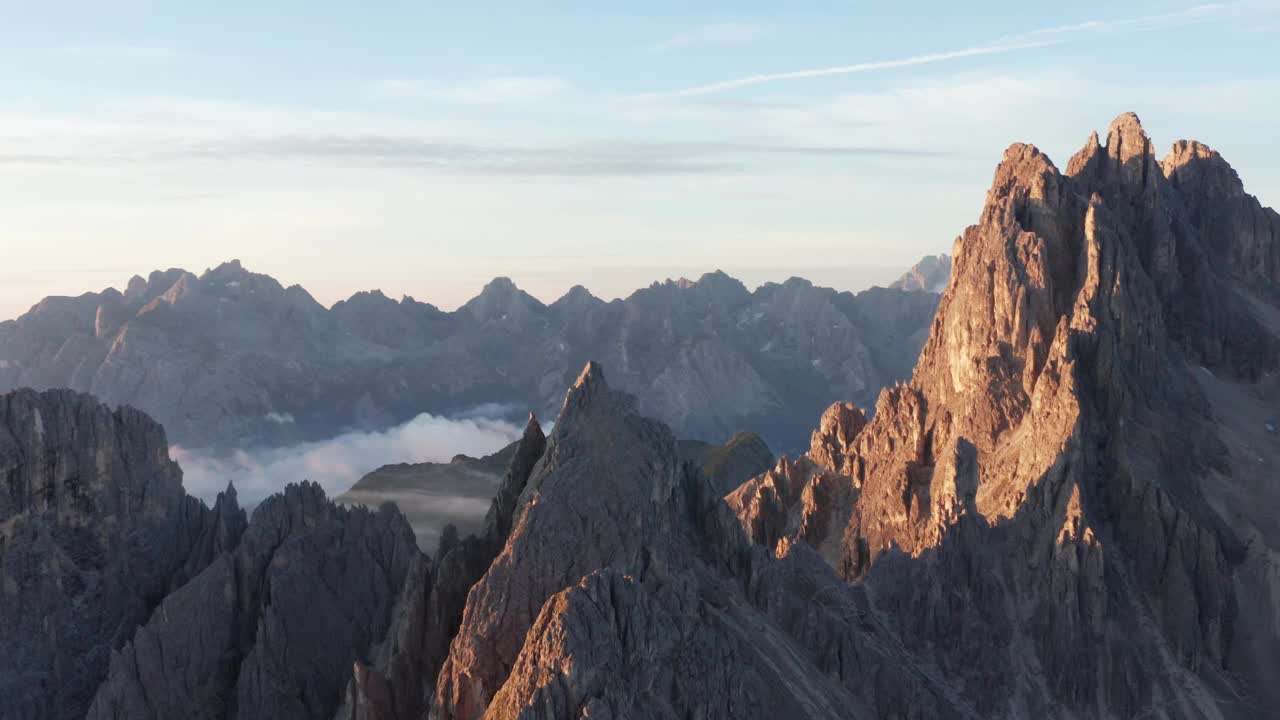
[
  {"xmin": 3, "ymin": 132, "xmax": 942, "ymax": 176},
  {"xmin": 657, "ymin": 2, "xmax": 1256, "ymax": 97},
  {"xmin": 172, "ymin": 136, "xmax": 944, "ymax": 175},
  {"xmin": 647, "ymin": 22, "xmax": 770, "ymax": 53}
]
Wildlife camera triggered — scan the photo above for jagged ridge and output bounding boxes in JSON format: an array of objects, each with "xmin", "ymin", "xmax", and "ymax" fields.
[
  {"xmin": 0, "ymin": 263, "xmax": 938, "ymax": 454},
  {"xmin": 731, "ymin": 112, "xmax": 1280, "ymax": 717}
]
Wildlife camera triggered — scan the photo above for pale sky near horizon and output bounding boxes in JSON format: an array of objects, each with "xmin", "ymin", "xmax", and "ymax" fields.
[{"xmin": 1, "ymin": 1, "xmax": 1278, "ymax": 320}]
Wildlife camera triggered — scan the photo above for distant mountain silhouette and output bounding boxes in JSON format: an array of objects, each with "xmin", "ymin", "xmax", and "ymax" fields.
[{"xmin": 0, "ymin": 262, "xmax": 939, "ymax": 453}]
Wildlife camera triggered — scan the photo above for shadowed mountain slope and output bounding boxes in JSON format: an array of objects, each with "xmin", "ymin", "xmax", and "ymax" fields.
[{"xmin": 0, "ymin": 389, "xmax": 245, "ymax": 720}]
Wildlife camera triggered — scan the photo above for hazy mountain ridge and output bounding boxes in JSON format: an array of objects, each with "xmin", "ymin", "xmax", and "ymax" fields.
[
  {"xmin": 0, "ymin": 263, "xmax": 939, "ymax": 454},
  {"xmin": 889, "ymin": 253, "xmax": 951, "ymax": 292}
]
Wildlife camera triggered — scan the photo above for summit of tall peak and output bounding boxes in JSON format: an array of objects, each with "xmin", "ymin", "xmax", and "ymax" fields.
[{"xmin": 728, "ymin": 114, "xmax": 1280, "ymax": 716}]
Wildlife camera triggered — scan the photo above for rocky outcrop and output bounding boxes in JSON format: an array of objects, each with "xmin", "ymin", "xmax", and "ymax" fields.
[
  {"xmin": 0, "ymin": 264, "xmax": 938, "ymax": 454},
  {"xmin": 0, "ymin": 389, "xmax": 245, "ymax": 720},
  {"xmin": 1161, "ymin": 138, "xmax": 1280, "ymax": 295},
  {"xmin": 890, "ymin": 253, "xmax": 952, "ymax": 293},
  {"xmin": 86, "ymin": 482, "xmax": 420, "ymax": 720},
  {"xmin": 730, "ymin": 113, "xmax": 1280, "ymax": 717},
  {"xmin": 431, "ymin": 362, "xmax": 967, "ymax": 719}
]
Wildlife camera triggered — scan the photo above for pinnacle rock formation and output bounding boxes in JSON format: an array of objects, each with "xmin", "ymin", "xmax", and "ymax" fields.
[
  {"xmin": 339, "ymin": 420, "xmax": 772, "ymax": 551},
  {"xmin": 86, "ymin": 481, "xmax": 422, "ymax": 720},
  {"xmin": 727, "ymin": 401, "xmax": 868, "ymax": 560},
  {"xmin": 430, "ymin": 362, "xmax": 968, "ymax": 719},
  {"xmin": 335, "ymin": 411, "xmax": 548, "ymax": 720},
  {"xmin": 0, "ymin": 389, "xmax": 246, "ymax": 720},
  {"xmin": 731, "ymin": 112, "xmax": 1280, "ymax": 717}
]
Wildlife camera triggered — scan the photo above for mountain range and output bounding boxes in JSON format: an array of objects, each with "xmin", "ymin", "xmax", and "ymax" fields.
[
  {"xmin": 3, "ymin": 112, "xmax": 1278, "ymax": 719},
  {"xmin": 0, "ymin": 262, "xmax": 942, "ymax": 455}
]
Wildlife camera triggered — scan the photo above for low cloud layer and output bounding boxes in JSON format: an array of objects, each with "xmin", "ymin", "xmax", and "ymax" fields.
[{"xmin": 172, "ymin": 412, "xmax": 522, "ymax": 507}]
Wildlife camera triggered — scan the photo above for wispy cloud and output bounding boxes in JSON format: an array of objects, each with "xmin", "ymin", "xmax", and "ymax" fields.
[
  {"xmin": 648, "ymin": 22, "xmax": 769, "ymax": 53},
  {"xmin": 657, "ymin": 2, "xmax": 1253, "ymax": 97},
  {"xmin": 164, "ymin": 136, "xmax": 942, "ymax": 176},
  {"xmin": 0, "ymin": 134, "xmax": 936, "ymax": 176},
  {"xmin": 661, "ymin": 41, "xmax": 1052, "ymax": 98},
  {"xmin": 0, "ymin": 94, "xmax": 943, "ymax": 178},
  {"xmin": 368, "ymin": 76, "xmax": 570, "ymax": 104}
]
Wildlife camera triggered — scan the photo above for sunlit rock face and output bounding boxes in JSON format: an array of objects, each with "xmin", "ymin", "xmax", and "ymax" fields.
[
  {"xmin": 430, "ymin": 362, "xmax": 963, "ymax": 720},
  {"xmin": 729, "ymin": 113, "xmax": 1280, "ymax": 717},
  {"xmin": 0, "ymin": 261, "xmax": 938, "ymax": 455}
]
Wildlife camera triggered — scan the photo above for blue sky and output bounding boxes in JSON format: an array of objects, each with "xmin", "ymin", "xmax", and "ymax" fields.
[{"xmin": 1, "ymin": 1, "xmax": 1277, "ymax": 319}]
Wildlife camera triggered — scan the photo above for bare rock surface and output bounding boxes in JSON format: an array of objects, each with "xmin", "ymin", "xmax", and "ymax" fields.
[
  {"xmin": 731, "ymin": 113, "xmax": 1280, "ymax": 717},
  {"xmin": 339, "ymin": 425, "xmax": 772, "ymax": 550},
  {"xmin": 431, "ymin": 362, "xmax": 969, "ymax": 720},
  {"xmin": 336, "ymin": 412, "xmax": 548, "ymax": 720},
  {"xmin": 86, "ymin": 482, "xmax": 420, "ymax": 720},
  {"xmin": 0, "ymin": 389, "xmax": 245, "ymax": 720}
]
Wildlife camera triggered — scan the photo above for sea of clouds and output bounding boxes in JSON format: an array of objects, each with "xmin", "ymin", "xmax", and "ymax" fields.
[{"xmin": 172, "ymin": 412, "xmax": 522, "ymax": 507}]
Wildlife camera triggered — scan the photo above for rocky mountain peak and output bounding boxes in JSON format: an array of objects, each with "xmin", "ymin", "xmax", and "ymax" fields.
[
  {"xmin": 727, "ymin": 113, "xmax": 1280, "ymax": 715},
  {"xmin": 549, "ymin": 284, "xmax": 603, "ymax": 315},
  {"xmin": 572, "ymin": 358, "xmax": 603, "ymax": 388},
  {"xmin": 890, "ymin": 254, "xmax": 951, "ymax": 293},
  {"xmin": 208, "ymin": 258, "xmax": 246, "ymax": 276},
  {"xmin": 1065, "ymin": 111, "xmax": 1162, "ymax": 196},
  {"xmin": 692, "ymin": 269, "xmax": 750, "ymax": 302},
  {"xmin": 1106, "ymin": 111, "xmax": 1149, "ymax": 154},
  {"xmin": 560, "ymin": 360, "xmax": 614, "ymax": 418},
  {"xmin": 1162, "ymin": 138, "xmax": 1230, "ymax": 183},
  {"xmin": 144, "ymin": 270, "xmax": 199, "ymax": 311},
  {"xmin": 808, "ymin": 401, "xmax": 868, "ymax": 473},
  {"xmin": 481, "ymin": 276, "xmax": 517, "ymax": 293},
  {"xmin": 461, "ymin": 276, "xmax": 545, "ymax": 324},
  {"xmin": 124, "ymin": 274, "xmax": 147, "ymax": 299}
]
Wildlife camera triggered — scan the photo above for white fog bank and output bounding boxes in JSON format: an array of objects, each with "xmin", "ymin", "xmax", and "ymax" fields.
[{"xmin": 172, "ymin": 413, "xmax": 523, "ymax": 507}]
